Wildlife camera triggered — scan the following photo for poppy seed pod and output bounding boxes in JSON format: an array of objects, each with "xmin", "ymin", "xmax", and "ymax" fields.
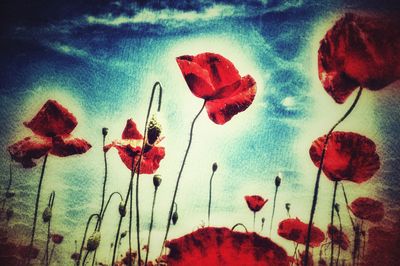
[
  {"xmin": 42, "ymin": 206, "xmax": 52, "ymax": 223},
  {"xmin": 212, "ymin": 162, "xmax": 218, "ymax": 172},
  {"xmin": 275, "ymin": 172, "xmax": 282, "ymax": 187},
  {"xmin": 102, "ymin": 127, "xmax": 108, "ymax": 137},
  {"xmin": 285, "ymin": 203, "xmax": 291, "ymax": 212},
  {"xmin": 261, "ymin": 217, "xmax": 265, "ymax": 223},
  {"xmin": 120, "ymin": 231, "xmax": 127, "ymax": 238},
  {"xmin": 6, "ymin": 207, "xmax": 14, "ymax": 221},
  {"xmin": 147, "ymin": 115, "xmax": 162, "ymax": 146},
  {"xmin": 86, "ymin": 231, "xmax": 101, "ymax": 251},
  {"xmin": 119, "ymin": 202, "xmax": 126, "ymax": 217},
  {"xmin": 153, "ymin": 174, "xmax": 162, "ymax": 188},
  {"xmin": 334, "ymin": 203, "xmax": 340, "ymax": 213},
  {"xmin": 172, "ymin": 211, "xmax": 178, "ymax": 225}
]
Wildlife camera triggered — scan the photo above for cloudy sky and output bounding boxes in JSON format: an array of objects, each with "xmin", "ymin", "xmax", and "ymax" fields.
[{"xmin": 1, "ymin": 0, "xmax": 399, "ymax": 264}]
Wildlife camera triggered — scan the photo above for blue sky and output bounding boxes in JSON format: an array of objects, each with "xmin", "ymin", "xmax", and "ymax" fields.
[{"xmin": 1, "ymin": 0, "xmax": 399, "ymax": 264}]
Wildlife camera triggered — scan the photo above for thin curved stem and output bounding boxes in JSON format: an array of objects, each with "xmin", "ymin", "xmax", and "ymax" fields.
[
  {"xmin": 330, "ymin": 181, "xmax": 338, "ymax": 266},
  {"xmin": 82, "ymin": 250, "xmax": 89, "ymax": 266},
  {"xmin": 253, "ymin": 212, "xmax": 256, "ymax": 231},
  {"xmin": 269, "ymin": 186, "xmax": 279, "ymax": 237},
  {"xmin": 100, "ymin": 192, "xmax": 123, "ymax": 223},
  {"xmin": 77, "ymin": 213, "xmax": 100, "ymax": 266},
  {"xmin": 304, "ymin": 87, "xmax": 363, "ymax": 266},
  {"xmin": 160, "ymin": 101, "xmax": 206, "ymax": 257},
  {"xmin": 97, "ymin": 133, "xmax": 108, "ymax": 228},
  {"xmin": 45, "ymin": 191, "xmax": 55, "ymax": 266},
  {"xmin": 129, "ymin": 169, "xmax": 133, "ymax": 266},
  {"xmin": 144, "ymin": 187, "xmax": 158, "ymax": 265},
  {"xmin": 208, "ymin": 170, "xmax": 215, "ymax": 226},
  {"xmin": 48, "ymin": 243, "xmax": 56, "ymax": 265},
  {"xmin": 291, "ymin": 243, "xmax": 299, "ymax": 266},
  {"xmin": 231, "ymin": 223, "xmax": 248, "ymax": 232},
  {"xmin": 27, "ymin": 153, "xmax": 48, "ymax": 265}
]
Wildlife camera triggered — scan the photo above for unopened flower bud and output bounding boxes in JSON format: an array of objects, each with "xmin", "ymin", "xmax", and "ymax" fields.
[
  {"xmin": 172, "ymin": 211, "xmax": 178, "ymax": 225},
  {"xmin": 120, "ymin": 231, "xmax": 127, "ymax": 239},
  {"xmin": 261, "ymin": 217, "xmax": 265, "ymax": 223},
  {"xmin": 275, "ymin": 173, "xmax": 282, "ymax": 187},
  {"xmin": 285, "ymin": 203, "xmax": 291, "ymax": 212},
  {"xmin": 86, "ymin": 231, "xmax": 101, "ymax": 251},
  {"xmin": 42, "ymin": 206, "xmax": 52, "ymax": 223},
  {"xmin": 334, "ymin": 203, "xmax": 340, "ymax": 213},
  {"xmin": 119, "ymin": 202, "xmax": 126, "ymax": 217},
  {"xmin": 5, "ymin": 191, "xmax": 15, "ymax": 198},
  {"xmin": 153, "ymin": 174, "xmax": 162, "ymax": 188},
  {"xmin": 6, "ymin": 207, "xmax": 13, "ymax": 221},
  {"xmin": 212, "ymin": 162, "xmax": 218, "ymax": 172},
  {"xmin": 102, "ymin": 127, "xmax": 108, "ymax": 137},
  {"xmin": 147, "ymin": 115, "xmax": 162, "ymax": 146}
]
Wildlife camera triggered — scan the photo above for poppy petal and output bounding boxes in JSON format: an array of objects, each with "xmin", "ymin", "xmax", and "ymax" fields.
[
  {"xmin": 23, "ymin": 100, "xmax": 78, "ymax": 137},
  {"xmin": 122, "ymin": 119, "xmax": 143, "ymax": 140},
  {"xmin": 205, "ymin": 75, "xmax": 257, "ymax": 124},
  {"xmin": 166, "ymin": 227, "xmax": 290, "ymax": 266},
  {"xmin": 278, "ymin": 218, "xmax": 325, "ymax": 247},
  {"xmin": 245, "ymin": 195, "xmax": 268, "ymax": 212},
  {"xmin": 318, "ymin": 13, "xmax": 400, "ymax": 103},
  {"xmin": 8, "ymin": 136, "xmax": 52, "ymax": 168},
  {"xmin": 327, "ymin": 225, "xmax": 350, "ymax": 250},
  {"xmin": 309, "ymin": 132, "xmax": 380, "ymax": 183},
  {"xmin": 51, "ymin": 135, "xmax": 91, "ymax": 157},
  {"xmin": 349, "ymin": 197, "xmax": 384, "ymax": 222}
]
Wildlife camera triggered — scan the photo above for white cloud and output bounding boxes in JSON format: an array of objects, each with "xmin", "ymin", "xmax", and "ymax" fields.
[{"xmin": 47, "ymin": 42, "xmax": 89, "ymax": 58}]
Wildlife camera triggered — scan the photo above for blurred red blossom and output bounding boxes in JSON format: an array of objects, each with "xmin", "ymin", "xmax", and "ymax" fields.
[
  {"xmin": 51, "ymin": 233, "xmax": 64, "ymax": 244},
  {"xmin": 278, "ymin": 218, "xmax": 325, "ymax": 247},
  {"xmin": 327, "ymin": 225, "xmax": 350, "ymax": 250},
  {"xmin": 8, "ymin": 100, "xmax": 91, "ymax": 168},
  {"xmin": 245, "ymin": 195, "xmax": 268, "ymax": 212},
  {"xmin": 176, "ymin": 52, "xmax": 257, "ymax": 124},
  {"xmin": 318, "ymin": 13, "xmax": 400, "ymax": 103},
  {"xmin": 309, "ymin": 131, "xmax": 380, "ymax": 183},
  {"xmin": 349, "ymin": 197, "xmax": 384, "ymax": 222},
  {"xmin": 166, "ymin": 227, "xmax": 289, "ymax": 265}
]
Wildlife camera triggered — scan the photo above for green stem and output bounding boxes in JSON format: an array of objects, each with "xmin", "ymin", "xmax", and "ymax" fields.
[
  {"xmin": 231, "ymin": 223, "xmax": 248, "ymax": 232},
  {"xmin": 160, "ymin": 101, "xmax": 206, "ymax": 257},
  {"xmin": 27, "ymin": 153, "xmax": 48, "ymax": 265},
  {"xmin": 144, "ymin": 187, "xmax": 158, "ymax": 265},
  {"xmin": 77, "ymin": 213, "xmax": 99, "ymax": 266},
  {"xmin": 48, "ymin": 243, "xmax": 55, "ymax": 265},
  {"xmin": 269, "ymin": 185, "xmax": 279, "ymax": 237},
  {"xmin": 304, "ymin": 87, "xmax": 363, "ymax": 266},
  {"xmin": 253, "ymin": 212, "xmax": 256, "ymax": 231},
  {"xmin": 129, "ymin": 168, "xmax": 133, "ymax": 266},
  {"xmin": 330, "ymin": 181, "xmax": 338, "ymax": 266},
  {"xmin": 208, "ymin": 170, "xmax": 215, "ymax": 226}
]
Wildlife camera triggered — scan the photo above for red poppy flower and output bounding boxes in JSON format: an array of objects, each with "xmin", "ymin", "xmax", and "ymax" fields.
[
  {"xmin": 104, "ymin": 119, "xmax": 165, "ymax": 174},
  {"xmin": 278, "ymin": 218, "xmax": 325, "ymax": 247},
  {"xmin": 327, "ymin": 225, "xmax": 350, "ymax": 250},
  {"xmin": 51, "ymin": 233, "xmax": 64, "ymax": 244},
  {"xmin": 176, "ymin": 53, "xmax": 257, "ymax": 125},
  {"xmin": 309, "ymin": 131, "xmax": 380, "ymax": 183},
  {"xmin": 318, "ymin": 13, "xmax": 400, "ymax": 104},
  {"xmin": 166, "ymin": 227, "xmax": 289, "ymax": 266},
  {"xmin": 349, "ymin": 197, "xmax": 384, "ymax": 222},
  {"xmin": 298, "ymin": 251, "xmax": 313, "ymax": 266},
  {"xmin": 244, "ymin": 195, "xmax": 268, "ymax": 212},
  {"xmin": 8, "ymin": 100, "xmax": 91, "ymax": 168},
  {"xmin": 0, "ymin": 242, "xmax": 39, "ymax": 265}
]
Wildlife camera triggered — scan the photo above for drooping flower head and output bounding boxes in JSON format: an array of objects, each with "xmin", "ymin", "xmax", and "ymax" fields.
[
  {"xmin": 176, "ymin": 52, "xmax": 257, "ymax": 124},
  {"xmin": 278, "ymin": 218, "xmax": 325, "ymax": 247},
  {"xmin": 245, "ymin": 195, "xmax": 268, "ymax": 212},
  {"xmin": 8, "ymin": 100, "xmax": 91, "ymax": 168},
  {"xmin": 327, "ymin": 225, "xmax": 350, "ymax": 250},
  {"xmin": 104, "ymin": 119, "xmax": 165, "ymax": 174},
  {"xmin": 318, "ymin": 13, "xmax": 400, "ymax": 103},
  {"xmin": 349, "ymin": 197, "xmax": 384, "ymax": 222},
  {"xmin": 166, "ymin": 227, "xmax": 290, "ymax": 266},
  {"xmin": 309, "ymin": 131, "xmax": 380, "ymax": 183}
]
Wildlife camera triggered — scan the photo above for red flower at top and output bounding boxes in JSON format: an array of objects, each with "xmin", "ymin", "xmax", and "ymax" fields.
[
  {"xmin": 104, "ymin": 119, "xmax": 165, "ymax": 174},
  {"xmin": 309, "ymin": 131, "xmax": 380, "ymax": 183},
  {"xmin": 8, "ymin": 100, "xmax": 91, "ymax": 168},
  {"xmin": 166, "ymin": 227, "xmax": 289, "ymax": 266},
  {"xmin": 244, "ymin": 195, "xmax": 268, "ymax": 212},
  {"xmin": 318, "ymin": 13, "xmax": 400, "ymax": 104},
  {"xmin": 176, "ymin": 53, "xmax": 257, "ymax": 125},
  {"xmin": 278, "ymin": 218, "xmax": 325, "ymax": 247},
  {"xmin": 349, "ymin": 197, "xmax": 384, "ymax": 222},
  {"xmin": 327, "ymin": 225, "xmax": 350, "ymax": 250}
]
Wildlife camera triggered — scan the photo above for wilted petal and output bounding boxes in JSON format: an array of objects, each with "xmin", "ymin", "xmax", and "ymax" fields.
[
  {"xmin": 122, "ymin": 119, "xmax": 143, "ymax": 140},
  {"xmin": 205, "ymin": 75, "xmax": 257, "ymax": 124},
  {"xmin": 51, "ymin": 135, "xmax": 91, "ymax": 157},
  {"xmin": 23, "ymin": 100, "xmax": 78, "ymax": 137},
  {"xmin": 8, "ymin": 136, "xmax": 52, "ymax": 168},
  {"xmin": 349, "ymin": 197, "xmax": 384, "ymax": 222},
  {"xmin": 309, "ymin": 131, "xmax": 380, "ymax": 183}
]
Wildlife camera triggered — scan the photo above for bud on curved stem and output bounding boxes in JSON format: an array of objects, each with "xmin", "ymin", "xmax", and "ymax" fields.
[
  {"xmin": 212, "ymin": 162, "xmax": 218, "ymax": 172},
  {"xmin": 172, "ymin": 202, "xmax": 178, "ymax": 225},
  {"xmin": 153, "ymin": 174, "xmax": 162, "ymax": 188}
]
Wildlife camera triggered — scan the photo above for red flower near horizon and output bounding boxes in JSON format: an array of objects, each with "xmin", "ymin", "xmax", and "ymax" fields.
[
  {"xmin": 8, "ymin": 100, "xmax": 91, "ymax": 168},
  {"xmin": 51, "ymin": 233, "xmax": 64, "ymax": 244},
  {"xmin": 327, "ymin": 225, "xmax": 350, "ymax": 250},
  {"xmin": 318, "ymin": 13, "xmax": 400, "ymax": 104},
  {"xmin": 278, "ymin": 218, "xmax": 325, "ymax": 247},
  {"xmin": 166, "ymin": 227, "xmax": 290, "ymax": 266},
  {"xmin": 104, "ymin": 119, "xmax": 165, "ymax": 174},
  {"xmin": 349, "ymin": 197, "xmax": 384, "ymax": 222},
  {"xmin": 0, "ymin": 242, "xmax": 40, "ymax": 265},
  {"xmin": 245, "ymin": 195, "xmax": 268, "ymax": 212},
  {"xmin": 176, "ymin": 52, "xmax": 257, "ymax": 125},
  {"xmin": 309, "ymin": 132, "xmax": 380, "ymax": 183}
]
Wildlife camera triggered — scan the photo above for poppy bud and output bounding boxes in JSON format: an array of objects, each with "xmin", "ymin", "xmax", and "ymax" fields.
[
  {"xmin": 5, "ymin": 191, "xmax": 15, "ymax": 198},
  {"xmin": 120, "ymin": 230, "xmax": 127, "ymax": 239},
  {"xmin": 71, "ymin": 252, "xmax": 80, "ymax": 261},
  {"xmin": 42, "ymin": 206, "xmax": 52, "ymax": 223},
  {"xmin": 102, "ymin": 127, "xmax": 108, "ymax": 137},
  {"xmin": 334, "ymin": 203, "xmax": 340, "ymax": 213},
  {"xmin": 86, "ymin": 231, "xmax": 101, "ymax": 251},
  {"xmin": 275, "ymin": 172, "xmax": 282, "ymax": 187},
  {"xmin": 6, "ymin": 207, "xmax": 13, "ymax": 221},
  {"xmin": 119, "ymin": 202, "xmax": 126, "ymax": 217},
  {"xmin": 285, "ymin": 203, "xmax": 291, "ymax": 212},
  {"xmin": 153, "ymin": 174, "xmax": 162, "ymax": 188},
  {"xmin": 261, "ymin": 217, "xmax": 265, "ymax": 224},
  {"xmin": 147, "ymin": 115, "xmax": 162, "ymax": 146},
  {"xmin": 172, "ymin": 211, "xmax": 178, "ymax": 225},
  {"xmin": 212, "ymin": 162, "xmax": 218, "ymax": 172}
]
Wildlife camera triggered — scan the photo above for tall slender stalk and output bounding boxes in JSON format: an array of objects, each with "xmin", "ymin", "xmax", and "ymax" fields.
[
  {"xmin": 253, "ymin": 212, "xmax": 256, "ymax": 231},
  {"xmin": 44, "ymin": 191, "xmax": 55, "ymax": 266},
  {"xmin": 336, "ymin": 205, "xmax": 342, "ymax": 266},
  {"xmin": 330, "ymin": 181, "xmax": 338, "ymax": 266},
  {"xmin": 340, "ymin": 183, "xmax": 355, "ymax": 230},
  {"xmin": 208, "ymin": 164, "xmax": 217, "ymax": 226},
  {"xmin": 144, "ymin": 185, "xmax": 159, "ymax": 265},
  {"xmin": 160, "ymin": 101, "xmax": 206, "ymax": 257},
  {"xmin": 304, "ymin": 87, "xmax": 363, "ymax": 266},
  {"xmin": 77, "ymin": 213, "xmax": 99, "ymax": 266},
  {"xmin": 291, "ymin": 243, "xmax": 299, "ymax": 266},
  {"xmin": 27, "ymin": 154, "xmax": 49, "ymax": 265},
  {"xmin": 270, "ymin": 174, "xmax": 281, "ymax": 237}
]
